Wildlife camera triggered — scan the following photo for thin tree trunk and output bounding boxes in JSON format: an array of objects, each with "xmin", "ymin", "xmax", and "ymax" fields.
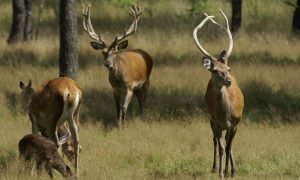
[
  {"xmin": 35, "ymin": 0, "xmax": 45, "ymax": 40},
  {"xmin": 231, "ymin": 0, "xmax": 242, "ymax": 33},
  {"xmin": 24, "ymin": 0, "xmax": 33, "ymax": 41},
  {"xmin": 59, "ymin": 0, "xmax": 78, "ymax": 79},
  {"xmin": 7, "ymin": 0, "xmax": 26, "ymax": 44},
  {"xmin": 292, "ymin": 0, "xmax": 300, "ymax": 35}
]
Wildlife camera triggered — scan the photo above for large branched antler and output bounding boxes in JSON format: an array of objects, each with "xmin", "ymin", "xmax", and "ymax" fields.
[
  {"xmin": 82, "ymin": 3, "xmax": 107, "ymax": 47},
  {"xmin": 193, "ymin": 15, "xmax": 218, "ymax": 61},
  {"xmin": 205, "ymin": 9, "xmax": 233, "ymax": 62},
  {"xmin": 193, "ymin": 9, "xmax": 233, "ymax": 64},
  {"xmin": 110, "ymin": 5, "xmax": 144, "ymax": 48}
]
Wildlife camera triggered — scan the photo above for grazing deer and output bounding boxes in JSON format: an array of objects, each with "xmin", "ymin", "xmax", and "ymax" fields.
[
  {"xmin": 19, "ymin": 133, "xmax": 73, "ymax": 178},
  {"xmin": 193, "ymin": 10, "xmax": 244, "ymax": 178},
  {"xmin": 19, "ymin": 77, "xmax": 82, "ymax": 177},
  {"xmin": 82, "ymin": 4, "xmax": 153, "ymax": 129},
  {"xmin": 20, "ymin": 80, "xmax": 78, "ymax": 162}
]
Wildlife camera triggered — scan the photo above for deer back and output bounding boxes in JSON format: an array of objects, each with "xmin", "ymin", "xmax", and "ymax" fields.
[
  {"xmin": 29, "ymin": 77, "xmax": 82, "ymax": 128},
  {"xmin": 118, "ymin": 49, "xmax": 152, "ymax": 79}
]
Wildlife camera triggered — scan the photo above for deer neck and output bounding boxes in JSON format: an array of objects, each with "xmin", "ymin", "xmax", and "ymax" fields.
[
  {"xmin": 213, "ymin": 81, "xmax": 231, "ymax": 112},
  {"xmin": 108, "ymin": 55, "xmax": 124, "ymax": 83}
]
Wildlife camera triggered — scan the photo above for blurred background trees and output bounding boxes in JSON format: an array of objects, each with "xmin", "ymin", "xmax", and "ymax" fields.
[
  {"xmin": 231, "ymin": 0, "xmax": 242, "ymax": 33},
  {"xmin": 7, "ymin": 0, "xmax": 33, "ymax": 44},
  {"xmin": 292, "ymin": 0, "xmax": 300, "ymax": 35}
]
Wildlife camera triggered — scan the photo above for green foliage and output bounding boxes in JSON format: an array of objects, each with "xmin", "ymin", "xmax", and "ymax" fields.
[
  {"xmin": 102, "ymin": 0, "xmax": 139, "ymax": 6},
  {"xmin": 187, "ymin": 0, "xmax": 209, "ymax": 23}
]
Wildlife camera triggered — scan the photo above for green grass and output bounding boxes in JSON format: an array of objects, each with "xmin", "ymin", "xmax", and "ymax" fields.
[
  {"xmin": 1, "ymin": 118, "xmax": 300, "ymax": 179},
  {"xmin": 0, "ymin": 0, "xmax": 300, "ymax": 179}
]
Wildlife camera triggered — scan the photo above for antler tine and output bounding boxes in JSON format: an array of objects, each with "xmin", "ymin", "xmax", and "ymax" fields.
[
  {"xmin": 112, "ymin": 5, "xmax": 144, "ymax": 47},
  {"xmin": 205, "ymin": 10, "xmax": 233, "ymax": 61},
  {"xmin": 193, "ymin": 15, "xmax": 218, "ymax": 61},
  {"xmin": 219, "ymin": 9, "xmax": 233, "ymax": 59},
  {"xmin": 204, "ymin": 13, "xmax": 226, "ymax": 31},
  {"xmin": 82, "ymin": 3, "xmax": 106, "ymax": 45}
]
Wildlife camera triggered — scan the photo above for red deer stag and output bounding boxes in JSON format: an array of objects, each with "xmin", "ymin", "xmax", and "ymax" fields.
[
  {"xmin": 82, "ymin": 4, "xmax": 153, "ymax": 129},
  {"xmin": 20, "ymin": 77, "xmax": 82, "ymax": 177},
  {"xmin": 193, "ymin": 10, "xmax": 244, "ymax": 178}
]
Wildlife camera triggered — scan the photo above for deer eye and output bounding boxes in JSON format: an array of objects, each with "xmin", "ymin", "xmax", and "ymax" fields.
[{"xmin": 228, "ymin": 68, "xmax": 231, "ymax": 72}]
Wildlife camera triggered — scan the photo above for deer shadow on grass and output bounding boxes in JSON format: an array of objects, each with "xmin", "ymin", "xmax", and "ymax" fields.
[
  {"xmin": 241, "ymin": 78, "xmax": 300, "ymax": 122},
  {"xmin": 82, "ymin": 78, "xmax": 300, "ymax": 129},
  {"xmin": 81, "ymin": 87, "xmax": 205, "ymax": 128}
]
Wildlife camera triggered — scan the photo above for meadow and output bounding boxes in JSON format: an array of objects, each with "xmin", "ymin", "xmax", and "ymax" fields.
[{"xmin": 0, "ymin": 0, "xmax": 300, "ymax": 179}]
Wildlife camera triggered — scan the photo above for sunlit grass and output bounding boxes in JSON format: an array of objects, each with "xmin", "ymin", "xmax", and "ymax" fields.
[
  {"xmin": 0, "ymin": 0, "xmax": 300, "ymax": 179},
  {"xmin": 1, "ymin": 117, "xmax": 300, "ymax": 179}
]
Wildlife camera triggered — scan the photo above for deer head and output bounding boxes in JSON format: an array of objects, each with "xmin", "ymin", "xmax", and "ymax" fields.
[
  {"xmin": 19, "ymin": 80, "xmax": 34, "ymax": 112},
  {"xmin": 193, "ymin": 9, "xmax": 233, "ymax": 87},
  {"xmin": 82, "ymin": 3, "xmax": 144, "ymax": 70}
]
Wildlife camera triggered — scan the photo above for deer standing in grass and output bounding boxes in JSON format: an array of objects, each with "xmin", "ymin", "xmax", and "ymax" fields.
[
  {"xmin": 19, "ymin": 133, "xmax": 73, "ymax": 178},
  {"xmin": 20, "ymin": 77, "xmax": 82, "ymax": 177},
  {"xmin": 20, "ymin": 80, "xmax": 76, "ymax": 162},
  {"xmin": 193, "ymin": 10, "xmax": 244, "ymax": 178},
  {"xmin": 82, "ymin": 4, "xmax": 153, "ymax": 129}
]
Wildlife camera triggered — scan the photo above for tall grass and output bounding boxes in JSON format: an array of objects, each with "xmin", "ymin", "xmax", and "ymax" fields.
[
  {"xmin": 1, "ymin": 118, "xmax": 300, "ymax": 179},
  {"xmin": 0, "ymin": 0, "xmax": 300, "ymax": 179}
]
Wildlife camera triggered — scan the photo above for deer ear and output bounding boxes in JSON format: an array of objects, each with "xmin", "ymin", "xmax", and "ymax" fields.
[
  {"xmin": 203, "ymin": 57, "xmax": 213, "ymax": 70},
  {"xmin": 117, "ymin": 40, "xmax": 128, "ymax": 50},
  {"xmin": 219, "ymin": 50, "xmax": 227, "ymax": 64},
  {"xmin": 28, "ymin": 80, "xmax": 32, "ymax": 88},
  {"xmin": 90, "ymin": 42, "xmax": 105, "ymax": 50},
  {"xmin": 19, "ymin": 81, "xmax": 25, "ymax": 90}
]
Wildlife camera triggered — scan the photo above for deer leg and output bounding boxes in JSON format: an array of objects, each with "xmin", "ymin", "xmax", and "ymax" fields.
[
  {"xmin": 134, "ymin": 79, "xmax": 150, "ymax": 114},
  {"xmin": 121, "ymin": 89, "xmax": 133, "ymax": 128},
  {"xmin": 216, "ymin": 129, "xmax": 224, "ymax": 179},
  {"xmin": 113, "ymin": 91, "xmax": 122, "ymax": 128},
  {"xmin": 224, "ymin": 127, "xmax": 237, "ymax": 177},
  {"xmin": 134, "ymin": 89, "xmax": 143, "ymax": 114},
  {"xmin": 227, "ymin": 127, "xmax": 237, "ymax": 177},
  {"xmin": 68, "ymin": 118, "xmax": 79, "ymax": 178},
  {"xmin": 210, "ymin": 121, "xmax": 218, "ymax": 173},
  {"xmin": 224, "ymin": 130, "xmax": 230, "ymax": 177},
  {"xmin": 29, "ymin": 113, "xmax": 39, "ymax": 134},
  {"xmin": 47, "ymin": 126, "xmax": 60, "ymax": 149}
]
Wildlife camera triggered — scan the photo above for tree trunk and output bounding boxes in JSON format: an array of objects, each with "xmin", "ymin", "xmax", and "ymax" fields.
[
  {"xmin": 24, "ymin": 0, "xmax": 33, "ymax": 41},
  {"xmin": 292, "ymin": 0, "xmax": 300, "ymax": 35},
  {"xmin": 231, "ymin": 0, "xmax": 242, "ymax": 33},
  {"xmin": 7, "ymin": 0, "xmax": 26, "ymax": 44},
  {"xmin": 7, "ymin": 0, "xmax": 33, "ymax": 44},
  {"xmin": 59, "ymin": 0, "xmax": 78, "ymax": 79}
]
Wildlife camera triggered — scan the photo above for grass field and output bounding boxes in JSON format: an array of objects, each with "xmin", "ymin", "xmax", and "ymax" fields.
[{"xmin": 0, "ymin": 0, "xmax": 300, "ymax": 179}]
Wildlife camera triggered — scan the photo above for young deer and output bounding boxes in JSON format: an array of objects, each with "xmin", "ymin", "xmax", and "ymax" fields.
[
  {"xmin": 82, "ymin": 4, "xmax": 153, "ymax": 129},
  {"xmin": 20, "ymin": 77, "xmax": 82, "ymax": 177},
  {"xmin": 19, "ymin": 80, "xmax": 75, "ymax": 162},
  {"xmin": 19, "ymin": 133, "xmax": 73, "ymax": 178},
  {"xmin": 193, "ymin": 10, "xmax": 244, "ymax": 178}
]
